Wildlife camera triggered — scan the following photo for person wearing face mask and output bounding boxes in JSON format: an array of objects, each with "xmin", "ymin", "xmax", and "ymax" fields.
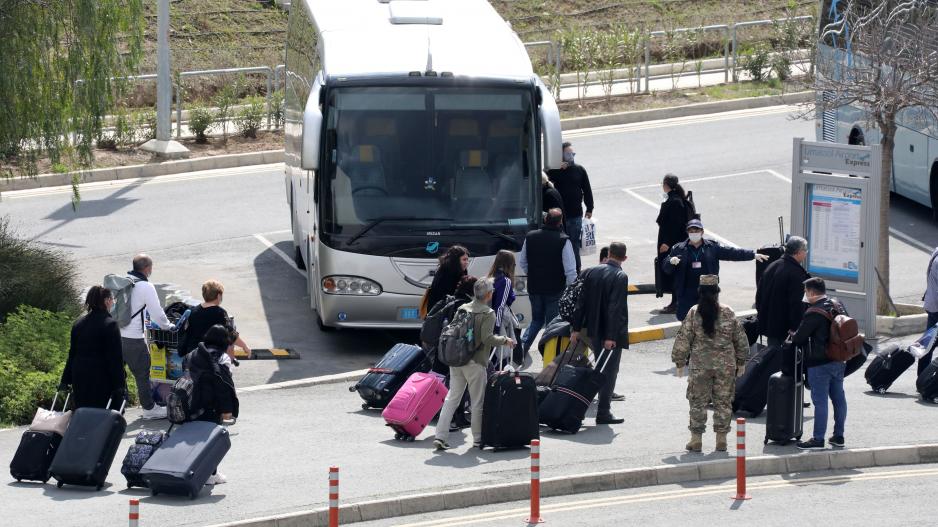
[
  {"xmin": 755, "ymin": 236, "xmax": 811, "ymax": 347},
  {"xmin": 655, "ymin": 174, "xmax": 692, "ymax": 314},
  {"xmin": 547, "ymin": 141, "xmax": 594, "ymax": 273},
  {"xmin": 662, "ymin": 219, "xmax": 769, "ymax": 321},
  {"xmin": 790, "ymin": 277, "xmax": 849, "ymax": 451}
]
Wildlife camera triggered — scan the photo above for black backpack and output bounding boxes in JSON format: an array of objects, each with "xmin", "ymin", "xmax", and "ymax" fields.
[
  {"xmin": 684, "ymin": 191, "xmax": 698, "ymax": 222},
  {"xmin": 167, "ymin": 374, "xmax": 202, "ymax": 424},
  {"xmin": 420, "ymin": 295, "xmax": 463, "ymax": 348}
]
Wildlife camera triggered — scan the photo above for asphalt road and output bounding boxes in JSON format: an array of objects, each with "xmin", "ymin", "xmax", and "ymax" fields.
[
  {"xmin": 1, "ymin": 105, "xmax": 935, "ymax": 388},
  {"xmin": 356, "ymin": 464, "xmax": 938, "ymax": 527}
]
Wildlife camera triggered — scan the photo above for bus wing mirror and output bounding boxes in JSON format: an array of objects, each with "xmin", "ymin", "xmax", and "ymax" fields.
[
  {"xmin": 537, "ymin": 81, "xmax": 563, "ymax": 170},
  {"xmin": 301, "ymin": 83, "xmax": 323, "ymax": 171}
]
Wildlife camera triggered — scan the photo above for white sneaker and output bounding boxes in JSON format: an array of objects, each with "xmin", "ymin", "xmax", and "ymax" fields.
[
  {"xmin": 141, "ymin": 405, "xmax": 167, "ymax": 420},
  {"xmin": 207, "ymin": 472, "xmax": 227, "ymax": 485}
]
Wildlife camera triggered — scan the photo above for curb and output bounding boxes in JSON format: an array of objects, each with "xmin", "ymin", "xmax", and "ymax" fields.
[
  {"xmin": 560, "ymin": 91, "xmax": 813, "ymax": 131},
  {"xmin": 238, "ymin": 370, "xmax": 367, "ymax": 394},
  {"xmin": 207, "ymin": 442, "xmax": 938, "ymax": 527},
  {"xmin": 628, "ymin": 309, "xmax": 757, "ymax": 345},
  {"xmin": 0, "ymin": 150, "xmax": 285, "ymax": 192}
]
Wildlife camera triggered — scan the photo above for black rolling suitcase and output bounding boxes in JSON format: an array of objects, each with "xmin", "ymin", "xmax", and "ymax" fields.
[
  {"xmin": 350, "ymin": 344, "xmax": 432, "ymax": 409},
  {"xmin": 755, "ymin": 217, "xmax": 786, "ymax": 286},
  {"xmin": 140, "ymin": 421, "xmax": 230, "ymax": 499},
  {"xmin": 917, "ymin": 357, "xmax": 938, "ymax": 403},
  {"xmin": 480, "ymin": 369, "xmax": 539, "ymax": 451},
  {"xmin": 120, "ymin": 430, "xmax": 167, "ymax": 489},
  {"xmin": 538, "ymin": 349, "xmax": 612, "ymax": 434},
  {"xmin": 865, "ymin": 345, "xmax": 915, "ymax": 394},
  {"xmin": 10, "ymin": 431, "xmax": 62, "ymax": 483},
  {"xmin": 764, "ymin": 346, "xmax": 803, "ymax": 445},
  {"xmin": 733, "ymin": 344, "xmax": 783, "ymax": 417},
  {"xmin": 49, "ymin": 400, "xmax": 126, "ymax": 490}
]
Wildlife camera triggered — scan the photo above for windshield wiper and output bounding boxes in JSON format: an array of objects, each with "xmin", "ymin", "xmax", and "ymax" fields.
[
  {"xmin": 448, "ymin": 225, "xmax": 523, "ymax": 250},
  {"xmin": 347, "ymin": 217, "xmax": 454, "ymax": 245}
]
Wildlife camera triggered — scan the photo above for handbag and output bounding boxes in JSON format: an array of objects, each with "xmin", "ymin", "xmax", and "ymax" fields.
[
  {"xmin": 581, "ymin": 217, "xmax": 597, "ymax": 256},
  {"xmin": 29, "ymin": 392, "xmax": 72, "ymax": 436}
]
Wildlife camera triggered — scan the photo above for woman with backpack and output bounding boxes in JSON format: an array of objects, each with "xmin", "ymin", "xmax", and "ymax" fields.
[
  {"xmin": 656, "ymin": 174, "xmax": 693, "ymax": 315},
  {"xmin": 59, "ymin": 286, "xmax": 127, "ymax": 409},
  {"xmin": 422, "ymin": 245, "xmax": 470, "ymax": 318},
  {"xmin": 433, "ymin": 279, "xmax": 515, "ymax": 451},
  {"xmin": 487, "ymin": 250, "xmax": 518, "ymax": 368}
]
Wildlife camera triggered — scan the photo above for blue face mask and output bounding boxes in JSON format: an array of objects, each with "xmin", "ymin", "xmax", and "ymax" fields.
[{"xmin": 563, "ymin": 152, "xmax": 575, "ymax": 163}]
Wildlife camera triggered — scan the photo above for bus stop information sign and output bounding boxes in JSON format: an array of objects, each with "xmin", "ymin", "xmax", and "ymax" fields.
[{"xmin": 790, "ymin": 138, "xmax": 881, "ymax": 336}]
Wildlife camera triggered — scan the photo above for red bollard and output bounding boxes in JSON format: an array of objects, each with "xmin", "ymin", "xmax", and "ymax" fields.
[
  {"xmin": 329, "ymin": 466, "xmax": 339, "ymax": 527},
  {"xmin": 525, "ymin": 439, "xmax": 544, "ymax": 524},
  {"xmin": 128, "ymin": 499, "xmax": 140, "ymax": 527},
  {"xmin": 732, "ymin": 417, "xmax": 751, "ymax": 500}
]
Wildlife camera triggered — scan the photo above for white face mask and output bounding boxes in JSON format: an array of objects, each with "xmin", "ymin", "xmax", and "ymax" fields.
[{"xmin": 688, "ymin": 233, "xmax": 703, "ymax": 243}]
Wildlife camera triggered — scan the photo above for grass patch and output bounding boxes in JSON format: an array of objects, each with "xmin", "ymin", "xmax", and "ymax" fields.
[{"xmin": 702, "ymin": 79, "xmax": 785, "ymax": 99}]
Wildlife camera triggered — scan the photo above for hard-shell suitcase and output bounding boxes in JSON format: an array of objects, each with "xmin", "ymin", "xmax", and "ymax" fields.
[
  {"xmin": 140, "ymin": 421, "xmax": 230, "ymax": 499},
  {"xmin": 350, "ymin": 344, "xmax": 431, "ymax": 409},
  {"xmin": 480, "ymin": 371, "xmax": 539, "ymax": 450},
  {"xmin": 49, "ymin": 400, "xmax": 126, "ymax": 490},
  {"xmin": 733, "ymin": 344, "xmax": 783, "ymax": 417},
  {"xmin": 764, "ymin": 347, "xmax": 803, "ymax": 445},
  {"xmin": 917, "ymin": 357, "xmax": 938, "ymax": 403},
  {"xmin": 538, "ymin": 349, "xmax": 612, "ymax": 434},
  {"xmin": 10, "ymin": 431, "xmax": 61, "ymax": 483},
  {"xmin": 865, "ymin": 346, "xmax": 915, "ymax": 394},
  {"xmin": 382, "ymin": 372, "xmax": 447, "ymax": 441},
  {"xmin": 121, "ymin": 430, "xmax": 167, "ymax": 488}
]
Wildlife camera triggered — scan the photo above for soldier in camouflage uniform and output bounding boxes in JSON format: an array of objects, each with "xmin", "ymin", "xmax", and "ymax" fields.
[{"xmin": 671, "ymin": 275, "xmax": 749, "ymax": 452}]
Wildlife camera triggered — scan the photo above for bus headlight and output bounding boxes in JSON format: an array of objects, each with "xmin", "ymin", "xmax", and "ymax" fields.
[
  {"xmin": 513, "ymin": 275, "xmax": 527, "ymax": 294},
  {"xmin": 322, "ymin": 276, "xmax": 382, "ymax": 295}
]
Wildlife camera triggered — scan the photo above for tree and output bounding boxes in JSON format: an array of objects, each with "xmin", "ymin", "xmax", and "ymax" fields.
[
  {"xmin": 0, "ymin": 0, "xmax": 144, "ymax": 205},
  {"xmin": 812, "ymin": 0, "xmax": 938, "ymax": 314}
]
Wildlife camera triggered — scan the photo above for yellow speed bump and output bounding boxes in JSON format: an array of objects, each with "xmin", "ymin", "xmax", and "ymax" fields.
[{"xmin": 233, "ymin": 347, "xmax": 299, "ymax": 360}]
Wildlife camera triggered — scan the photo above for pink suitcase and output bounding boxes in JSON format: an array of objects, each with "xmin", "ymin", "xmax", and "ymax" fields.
[{"xmin": 382, "ymin": 372, "xmax": 447, "ymax": 441}]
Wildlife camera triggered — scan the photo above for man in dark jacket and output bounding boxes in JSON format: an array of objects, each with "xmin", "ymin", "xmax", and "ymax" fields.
[
  {"xmin": 547, "ymin": 142, "xmax": 594, "ymax": 272},
  {"xmin": 790, "ymin": 277, "xmax": 848, "ymax": 451},
  {"xmin": 519, "ymin": 208, "xmax": 577, "ymax": 354},
  {"xmin": 570, "ymin": 242, "xmax": 629, "ymax": 424},
  {"xmin": 662, "ymin": 219, "xmax": 767, "ymax": 321},
  {"xmin": 755, "ymin": 236, "xmax": 811, "ymax": 347}
]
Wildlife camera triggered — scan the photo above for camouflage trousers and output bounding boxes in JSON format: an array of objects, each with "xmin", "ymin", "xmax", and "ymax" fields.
[{"xmin": 686, "ymin": 367, "xmax": 735, "ymax": 434}]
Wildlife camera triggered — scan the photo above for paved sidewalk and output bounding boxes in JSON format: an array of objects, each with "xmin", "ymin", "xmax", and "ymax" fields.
[{"xmin": 3, "ymin": 336, "xmax": 934, "ymax": 527}]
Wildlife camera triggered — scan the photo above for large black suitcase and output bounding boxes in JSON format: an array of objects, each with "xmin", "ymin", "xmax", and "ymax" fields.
[
  {"xmin": 755, "ymin": 245, "xmax": 784, "ymax": 286},
  {"xmin": 865, "ymin": 346, "xmax": 915, "ymax": 394},
  {"xmin": 764, "ymin": 347, "xmax": 803, "ymax": 445},
  {"xmin": 10, "ymin": 431, "xmax": 61, "ymax": 483},
  {"xmin": 733, "ymin": 344, "xmax": 783, "ymax": 417},
  {"xmin": 917, "ymin": 357, "xmax": 938, "ymax": 403},
  {"xmin": 480, "ymin": 371, "xmax": 539, "ymax": 450},
  {"xmin": 350, "ymin": 344, "xmax": 431, "ymax": 409},
  {"xmin": 538, "ymin": 350, "xmax": 612, "ymax": 434},
  {"xmin": 121, "ymin": 430, "xmax": 167, "ymax": 489},
  {"xmin": 140, "ymin": 421, "xmax": 230, "ymax": 499},
  {"xmin": 49, "ymin": 401, "xmax": 126, "ymax": 490}
]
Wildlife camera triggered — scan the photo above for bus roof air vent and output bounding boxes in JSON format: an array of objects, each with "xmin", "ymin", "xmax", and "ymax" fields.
[{"xmin": 388, "ymin": 1, "xmax": 443, "ymax": 25}]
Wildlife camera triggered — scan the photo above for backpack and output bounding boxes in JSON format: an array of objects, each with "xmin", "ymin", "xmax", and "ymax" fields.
[
  {"xmin": 684, "ymin": 191, "xmax": 698, "ymax": 222},
  {"xmin": 558, "ymin": 278, "xmax": 583, "ymax": 323},
  {"xmin": 438, "ymin": 309, "xmax": 480, "ymax": 367},
  {"xmin": 103, "ymin": 274, "xmax": 144, "ymax": 328},
  {"xmin": 420, "ymin": 295, "xmax": 462, "ymax": 349},
  {"xmin": 806, "ymin": 303, "xmax": 864, "ymax": 362},
  {"xmin": 167, "ymin": 374, "xmax": 202, "ymax": 424}
]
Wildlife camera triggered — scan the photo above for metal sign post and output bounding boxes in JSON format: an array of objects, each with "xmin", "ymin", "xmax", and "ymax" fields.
[
  {"xmin": 140, "ymin": 0, "xmax": 189, "ymax": 159},
  {"xmin": 790, "ymin": 138, "xmax": 881, "ymax": 336}
]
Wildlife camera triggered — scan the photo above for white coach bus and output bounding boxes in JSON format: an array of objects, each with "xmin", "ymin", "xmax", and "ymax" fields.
[{"xmin": 283, "ymin": 0, "xmax": 563, "ymax": 330}]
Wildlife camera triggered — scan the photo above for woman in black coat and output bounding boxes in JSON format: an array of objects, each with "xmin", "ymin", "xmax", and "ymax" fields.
[
  {"xmin": 656, "ymin": 174, "xmax": 690, "ymax": 314},
  {"xmin": 424, "ymin": 245, "xmax": 470, "ymax": 316},
  {"xmin": 60, "ymin": 286, "xmax": 127, "ymax": 409}
]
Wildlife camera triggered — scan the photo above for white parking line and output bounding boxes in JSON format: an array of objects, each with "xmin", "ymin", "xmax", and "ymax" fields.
[
  {"xmin": 622, "ymin": 188, "xmax": 739, "ymax": 248},
  {"xmin": 626, "ymin": 169, "xmax": 771, "ymax": 190},
  {"xmin": 765, "ymin": 168, "xmax": 792, "ymax": 183},
  {"xmin": 253, "ymin": 233, "xmax": 307, "ymax": 278}
]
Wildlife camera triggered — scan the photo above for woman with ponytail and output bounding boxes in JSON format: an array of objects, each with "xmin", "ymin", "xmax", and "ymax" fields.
[
  {"xmin": 656, "ymin": 174, "xmax": 690, "ymax": 314},
  {"xmin": 670, "ymin": 275, "xmax": 749, "ymax": 454}
]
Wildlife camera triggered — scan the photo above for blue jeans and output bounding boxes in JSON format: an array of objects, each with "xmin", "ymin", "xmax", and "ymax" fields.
[
  {"xmin": 807, "ymin": 361, "xmax": 847, "ymax": 441},
  {"xmin": 922, "ymin": 311, "xmax": 938, "ymax": 375},
  {"xmin": 522, "ymin": 293, "xmax": 561, "ymax": 353},
  {"xmin": 564, "ymin": 217, "xmax": 583, "ymax": 251}
]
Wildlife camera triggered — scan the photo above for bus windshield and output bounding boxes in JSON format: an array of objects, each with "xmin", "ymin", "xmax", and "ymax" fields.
[{"xmin": 320, "ymin": 85, "xmax": 538, "ymax": 249}]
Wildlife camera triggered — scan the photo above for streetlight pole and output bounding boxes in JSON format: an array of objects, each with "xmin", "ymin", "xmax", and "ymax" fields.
[{"xmin": 141, "ymin": 0, "xmax": 189, "ymax": 158}]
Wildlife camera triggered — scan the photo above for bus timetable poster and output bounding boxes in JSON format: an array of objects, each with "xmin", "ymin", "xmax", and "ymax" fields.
[{"xmin": 806, "ymin": 183, "xmax": 862, "ymax": 284}]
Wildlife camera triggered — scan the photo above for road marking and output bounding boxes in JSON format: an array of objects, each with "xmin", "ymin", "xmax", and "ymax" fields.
[
  {"xmin": 0, "ymin": 163, "xmax": 284, "ymax": 199},
  {"xmin": 890, "ymin": 227, "xmax": 934, "ymax": 253},
  {"xmin": 253, "ymin": 233, "xmax": 307, "ymax": 278},
  {"xmin": 622, "ymin": 188, "xmax": 740, "ymax": 248},
  {"xmin": 626, "ymin": 169, "xmax": 773, "ymax": 190},
  {"xmin": 563, "ymin": 105, "xmax": 800, "ymax": 139},
  {"xmin": 395, "ymin": 467, "xmax": 938, "ymax": 527},
  {"xmin": 765, "ymin": 168, "xmax": 792, "ymax": 183}
]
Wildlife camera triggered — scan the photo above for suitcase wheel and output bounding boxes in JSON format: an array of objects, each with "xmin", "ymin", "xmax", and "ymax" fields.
[
  {"xmin": 795, "ymin": 434, "xmax": 802, "ymax": 441},
  {"xmin": 348, "ymin": 385, "xmax": 357, "ymax": 393},
  {"xmin": 763, "ymin": 437, "xmax": 769, "ymax": 445},
  {"xmin": 362, "ymin": 403, "xmax": 370, "ymax": 410},
  {"xmin": 56, "ymin": 481, "xmax": 63, "ymax": 489},
  {"xmin": 42, "ymin": 478, "xmax": 49, "ymax": 484},
  {"xmin": 96, "ymin": 485, "xmax": 103, "ymax": 491},
  {"xmin": 15, "ymin": 478, "xmax": 21, "ymax": 483},
  {"xmin": 877, "ymin": 388, "xmax": 887, "ymax": 395},
  {"xmin": 189, "ymin": 491, "xmax": 197, "ymax": 500}
]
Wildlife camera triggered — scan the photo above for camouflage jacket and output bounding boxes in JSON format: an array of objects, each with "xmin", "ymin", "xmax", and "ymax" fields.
[{"xmin": 671, "ymin": 304, "xmax": 748, "ymax": 371}]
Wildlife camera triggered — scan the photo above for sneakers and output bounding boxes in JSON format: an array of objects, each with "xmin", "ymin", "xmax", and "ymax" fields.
[
  {"xmin": 207, "ymin": 472, "xmax": 227, "ymax": 485},
  {"xmin": 796, "ymin": 438, "xmax": 826, "ymax": 450},
  {"xmin": 141, "ymin": 405, "xmax": 167, "ymax": 420},
  {"xmin": 433, "ymin": 439, "xmax": 451, "ymax": 451},
  {"xmin": 829, "ymin": 435, "xmax": 845, "ymax": 448}
]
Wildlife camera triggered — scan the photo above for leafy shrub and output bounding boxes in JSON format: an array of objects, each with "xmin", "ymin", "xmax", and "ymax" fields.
[
  {"xmin": 271, "ymin": 91, "xmax": 285, "ymax": 128},
  {"xmin": 189, "ymin": 106, "xmax": 215, "ymax": 143},
  {"xmin": 742, "ymin": 45, "xmax": 771, "ymax": 82},
  {"xmin": 771, "ymin": 53, "xmax": 792, "ymax": 81},
  {"xmin": 0, "ymin": 217, "xmax": 80, "ymax": 321},
  {"xmin": 235, "ymin": 97, "xmax": 265, "ymax": 139},
  {"xmin": 51, "ymin": 163, "xmax": 69, "ymax": 174},
  {"xmin": 136, "ymin": 110, "xmax": 158, "ymax": 141},
  {"xmin": 214, "ymin": 83, "xmax": 239, "ymax": 141}
]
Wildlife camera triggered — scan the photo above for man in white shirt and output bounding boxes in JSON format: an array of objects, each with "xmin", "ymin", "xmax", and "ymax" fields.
[{"xmin": 121, "ymin": 254, "xmax": 174, "ymax": 420}]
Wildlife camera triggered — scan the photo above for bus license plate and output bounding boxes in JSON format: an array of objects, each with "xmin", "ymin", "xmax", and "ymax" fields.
[{"xmin": 398, "ymin": 308, "xmax": 420, "ymax": 320}]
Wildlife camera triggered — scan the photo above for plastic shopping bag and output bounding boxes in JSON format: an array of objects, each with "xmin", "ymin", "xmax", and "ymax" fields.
[{"xmin": 581, "ymin": 217, "xmax": 597, "ymax": 256}]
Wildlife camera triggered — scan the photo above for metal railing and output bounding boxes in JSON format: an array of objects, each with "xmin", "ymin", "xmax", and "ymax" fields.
[
  {"xmin": 731, "ymin": 16, "xmax": 814, "ymax": 81},
  {"xmin": 646, "ymin": 23, "xmax": 731, "ymax": 93},
  {"xmin": 523, "ymin": 40, "xmax": 562, "ymax": 98},
  {"xmin": 175, "ymin": 66, "xmax": 274, "ymax": 138}
]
